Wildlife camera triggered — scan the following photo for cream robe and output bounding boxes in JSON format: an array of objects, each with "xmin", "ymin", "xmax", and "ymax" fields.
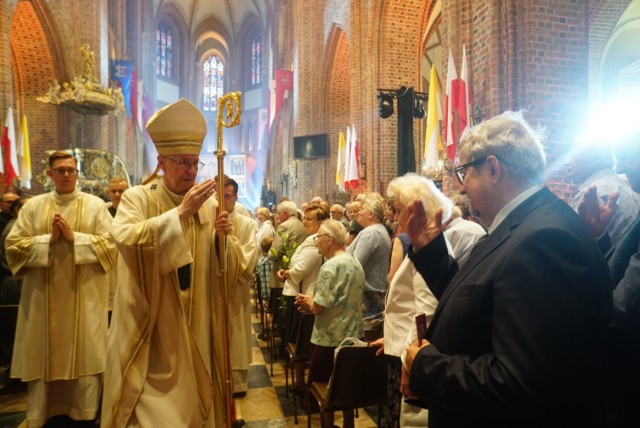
[
  {"xmin": 6, "ymin": 189, "xmax": 115, "ymax": 381},
  {"xmin": 228, "ymin": 209, "xmax": 258, "ymax": 392},
  {"xmin": 101, "ymin": 178, "xmax": 241, "ymax": 428}
]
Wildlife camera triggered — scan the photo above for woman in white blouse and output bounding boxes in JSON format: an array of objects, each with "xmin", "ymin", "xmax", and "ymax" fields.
[
  {"xmin": 277, "ymin": 205, "xmax": 329, "ymax": 389},
  {"xmin": 372, "ymin": 173, "xmax": 452, "ymax": 427}
]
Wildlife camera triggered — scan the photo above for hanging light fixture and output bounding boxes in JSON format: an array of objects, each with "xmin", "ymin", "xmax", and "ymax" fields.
[
  {"xmin": 413, "ymin": 93, "xmax": 426, "ymax": 119},
  {"xmin": 377, "ymin": 91, "xmax": 395, "ymax": 119}
]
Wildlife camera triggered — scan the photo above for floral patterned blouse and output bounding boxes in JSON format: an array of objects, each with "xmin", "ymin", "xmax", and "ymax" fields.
[{"xmin": 311, "ymin": 251, "xmax": 365, "ymax": 347}]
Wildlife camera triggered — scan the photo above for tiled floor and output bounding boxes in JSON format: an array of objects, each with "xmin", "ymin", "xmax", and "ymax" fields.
[
  {"xmin": 236, "ymin": 317, "xmax": 380, "ymax": 427},
  {"xmin": 0, "ymin": 310, "xmax": 381, "ymax": 427},
  {"xmin": 0, "ymin": 381, "xmax": 27, "ymax": 427}
]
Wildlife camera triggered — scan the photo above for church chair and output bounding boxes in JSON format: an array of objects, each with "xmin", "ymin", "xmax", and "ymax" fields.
[
  {"xmin": 307, "ymin": 345, "xmax": 388, "ymax": 428},
  {"xmin": 251, "ymin": 274, "xmax": 259, "ymax": 317},
  {"xmin": 284, "ymin": 311, "xmax": 314, "ymax": 424},
  {"xmin": 0, "ymin": 304, "xmax": 18, "ymax": 368},
  {"xmin": 254, "ymin": 274, "xmax": 267, "ymax": 338},
  {"xmin": 265, "ymin": 287, "xmax": 283, "ymax": 376}
]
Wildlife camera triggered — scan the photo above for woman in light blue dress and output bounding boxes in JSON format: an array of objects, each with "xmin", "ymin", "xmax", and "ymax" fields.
[{"xmin": 295, "ymin": 219, "xmax": 365, "ymax": 427}]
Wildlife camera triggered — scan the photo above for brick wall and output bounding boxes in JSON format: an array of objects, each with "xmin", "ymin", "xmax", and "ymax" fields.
[
  {"xmin": 4, "ymin": 0, "xmax": 116, "ymax": 195},
  {"xmin": 1, "ymin": 0, "xmax": 636, "ymax": 205},
  {"xmin": 442, "ymin": 0, "xmax": 591, "ymax": 201},
  {"xmin": 0, "ymin": 0, "xmax": 18, "ymax": 115},
  {"xmin": 286, "ymin": 0, "xmax": 619, "ymax": 204},
  {"xmin": 290, "ymin": 0, "xmax": 328, "ymax": 202},
  {"xmin": 373, "ymin": 0, "xmax": 429, "ymax": 194},
  {"xmin": 9, "ymin": 1, "xmax": 58, "ymax": 193},
  {"xmin": 324, "ymin": 28, "xmax": 350, "ymax": 203}
]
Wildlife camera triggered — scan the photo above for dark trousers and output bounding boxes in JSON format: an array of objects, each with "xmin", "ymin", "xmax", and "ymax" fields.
[{"xmin": 606, "ymin": 328, "xmax": 640, "ymax": 427}]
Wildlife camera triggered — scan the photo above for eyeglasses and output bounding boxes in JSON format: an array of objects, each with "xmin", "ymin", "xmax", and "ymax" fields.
[
  {"xmin": 454, "ymin": 155, "xmax": 508, "ymax": 184},
  {"xmin": 302, "ymin": 216, "xmax": 318, "ymax": 222},
  {"xmin": 329, "ymin": 211, "xmax": 342, "ymax": 215},
  {"xmin": 163, "ymin": 156, "xmax": 205, "ymax": 171},
  {"xmin": 51, "ymin": 167, "xmax": 78, "ymax": 176},
  {"xmin": 454, "ymin": 158, "xmax": 488, "ymax": 184},
  {"xmin": 313, "ymin": 233, "xmax": 331, "ymax": 244}
]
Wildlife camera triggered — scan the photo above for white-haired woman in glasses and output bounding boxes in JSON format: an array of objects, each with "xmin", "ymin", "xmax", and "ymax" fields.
[
  {"xmin": 295, "ymin": 219, "xmax": 365, "ymax": 427},
  {"xmin": 371, "ymin": 173, "xmax": 453, "ymax": 427}
]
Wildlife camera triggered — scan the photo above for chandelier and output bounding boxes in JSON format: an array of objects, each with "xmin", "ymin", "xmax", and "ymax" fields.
[{"xmin": 37, "ymin": 44, "xmax": 124, "ymax": 115}]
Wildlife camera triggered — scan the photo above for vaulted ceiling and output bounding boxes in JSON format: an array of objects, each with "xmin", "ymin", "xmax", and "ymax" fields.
[{"xmin": 156, "ymin": 0, "xmax": 269, "ymax": 38}]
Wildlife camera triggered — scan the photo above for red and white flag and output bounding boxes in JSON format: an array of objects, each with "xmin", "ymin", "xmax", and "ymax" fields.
[
  {"xmin": 1, "ymin": 108, "xmax": 19, "ymax": 186},
  {"xmin": 456, "ymin": 45, "xmax": 471, "ymax": 145},
  {"xmin": 443, "ymin": 50, "xmax": 458, "ymax": 161},
  {"xmin": 344, "ymin": 125, "xmax": 359, "ymax": 191},
  {"xmin": 343, "ymin": 125, "xmax": 351, "ymax": 188}
]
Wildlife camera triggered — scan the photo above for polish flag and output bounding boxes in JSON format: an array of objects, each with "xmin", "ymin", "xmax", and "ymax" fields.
[
  {"xmin": 344, "ymin": 126, "xmax": 359, "ymax": 191},
  {"xmin": 1, "ymin": 108, "xmax": 19, "ymax": 186},
  {"xmin": 443, "ymin": 50, "xmax": 458, "ymax": 161},
  {"xmin": 456, "ymin": 45, "xmax": 471, "ymax": 146}
]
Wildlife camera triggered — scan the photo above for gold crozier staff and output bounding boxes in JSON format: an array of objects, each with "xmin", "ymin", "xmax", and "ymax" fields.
[{"xmin": 215, "ymin": 91, "xmax": 242, "ymax": 428}]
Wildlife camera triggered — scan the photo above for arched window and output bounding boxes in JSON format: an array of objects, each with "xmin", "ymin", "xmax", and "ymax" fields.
[
  {"xmin": 156, "ymin": 21, "xmax": 173, "ymax": 78},
  {"xmin": 203, "ymin": 55, "xmax": 224, "ymax": 111},
  {"xmin": 250, "ymin": 32, "xmax": 263, "ymax": 86}
]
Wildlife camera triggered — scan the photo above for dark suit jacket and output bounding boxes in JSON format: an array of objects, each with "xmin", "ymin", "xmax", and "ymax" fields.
[
  {"xmin": 408, "ymin": 187, "xmax": 612, "ymax": 427},
  {"xmin": 602, "ymin": 214, "xmax": 640, "ymax": 426},
  {"xmin": 608, "ymin": 215, "xmax": 640, "ymax": 328}
]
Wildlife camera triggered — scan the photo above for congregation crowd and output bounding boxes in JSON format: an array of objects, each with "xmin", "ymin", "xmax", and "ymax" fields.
[{"xmin": 0, "ymin": 99, "xmax": 639, "ymax": 428}]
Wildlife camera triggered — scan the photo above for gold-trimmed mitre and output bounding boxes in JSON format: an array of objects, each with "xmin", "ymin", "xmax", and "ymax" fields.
[{"xmin": 146, "ymin": 99, "xmax": 206, "ymax": 155}]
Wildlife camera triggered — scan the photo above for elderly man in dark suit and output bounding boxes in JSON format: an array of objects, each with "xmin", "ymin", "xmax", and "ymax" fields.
[
  {"xmin": 578, "ymin": 128, "xmax": 640, "ymax": 427},
  {"xmin": 403, "ymin": 111, "xmax": 612, "ymax": 427}
]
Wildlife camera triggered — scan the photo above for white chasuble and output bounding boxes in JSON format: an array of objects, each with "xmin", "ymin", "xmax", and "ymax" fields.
[
  {"xmin": 6, "ymin": 189, "xmax": 115, "ymax": 382},
  {"xmin": 101, "ymin": 178, "xmax": 241, "ymax": 428},
  {"xmin": 228, "ymin": 210, "xmax": 258, "ymax": 391}
]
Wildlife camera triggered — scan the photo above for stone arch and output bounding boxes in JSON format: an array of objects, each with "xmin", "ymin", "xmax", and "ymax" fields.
[
  {"xmin": 595, "ymin": 1, "xmax": 640, "ymax": 104},
  {"xmin": 237, "ymin": 14, "xmax": 265, "ymax": 91},
  {"xmin": 418, "ymin": 2, "xmax": 443, "ymax": 177},
  {"xmin": 9, "ymin": 0, "xmax": 68, "ymax": 193},
  {"xmin": 192, "ymin": 17, "xmax": 235, "ymax": 155},
  {"xmin": 587, "ymin": 0, "xmax": 633, "ymax": 101},
  {"xmin": 370, "ymin": 0, "xmax": 432, "ymax": 189},
  {"xmin": 324, "ymin": 24, "xmax": 350, "ymax": 201},
  {"xmin": 234, "ymin": 14, "xmax": 268, "ymax": 206},
  {"xmin": 194, "ymin": 16, "xmax": 233, "ymax": 104},
  {"xmin": 155, "ymin": 3, "xmax": 190, "ymax": 93}
]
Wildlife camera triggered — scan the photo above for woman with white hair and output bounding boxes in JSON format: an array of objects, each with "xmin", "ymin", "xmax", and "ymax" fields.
[
  {"xmin": 255, "ymin": 206, "xmax": 275, "ymax": 246},
  {"xmin": 347, "ymin": 196, "xmax": 392, "ymax": 318},
  {"xmin": 371, "ymin": 173, "xmax": 452, "ymax": 427},
  {"xmin": 295, "ymin": 219, "xmax": 365, "ymax": 427}
]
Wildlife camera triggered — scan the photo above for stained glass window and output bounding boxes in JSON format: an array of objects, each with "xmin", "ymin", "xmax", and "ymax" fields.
[
  {"xmin": 156, "ymin": 21, "xmax": 173, "ymax": 78},
  {"xmin": 251, "ymin": 32, "xmax": 263, "ymax": 86},
  {"xmin": 203, "ymin": 55, "xmax": 224, "ymax": 112}
]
